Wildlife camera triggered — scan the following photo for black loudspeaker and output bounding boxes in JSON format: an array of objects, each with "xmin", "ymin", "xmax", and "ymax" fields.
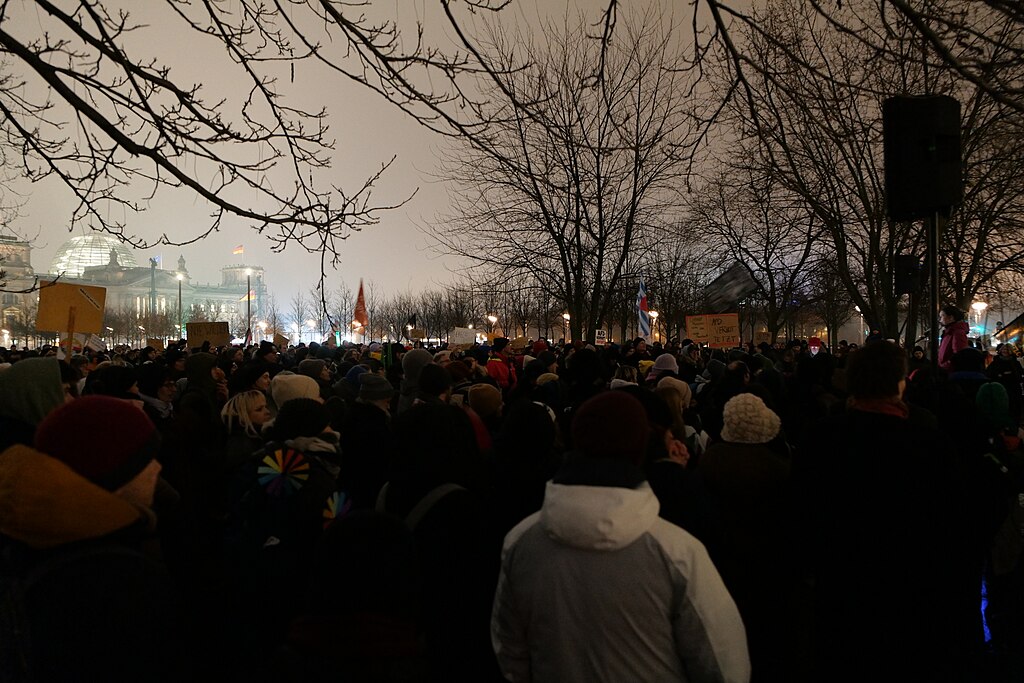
[
  {"xmin": 894, "ymin": 254, "xmax": 922, "ymax": 295},
  {"xmin": 883, "ymin": 96, "xmax": 962, "ymax": 221}
]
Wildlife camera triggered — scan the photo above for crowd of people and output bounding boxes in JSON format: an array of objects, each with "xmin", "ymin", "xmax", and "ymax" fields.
[{"xmin": 1, "ymin": 321, "xmax": 1023, "ymax": 682}]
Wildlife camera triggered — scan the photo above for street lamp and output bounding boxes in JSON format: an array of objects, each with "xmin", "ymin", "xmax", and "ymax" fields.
[
  {"xmin": 176, "ymin": 273, "xmax": 184, "ymax": 339},
  {"xmin": 971, "ymin": 300, "xmax": 988, "ymax": 326},
  {"xmin": 562, "ymin": 312, "xmax": 571, "ymax": 342},
  {"xmin": 854, "ymin": 305, "xmax": 865, "ymax": 340},
  {"xmin": 244, "ymin": 268, "xmax": 253, "ymax": 343},
  {"xmin": 138, "ymin": 325, "xmax": 145, "ymax": 349},
  {"xmin": 649, "ymin": 310, "xmax": 659, "ymax": 341},
  {"xmin": 487, "ymin": 314, "xmax": 498, "ymax": 334}
]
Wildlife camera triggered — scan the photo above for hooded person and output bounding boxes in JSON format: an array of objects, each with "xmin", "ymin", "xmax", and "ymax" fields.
[
  {"xmin": 486, "ymin": 337, "xmax": 517, "ymax": 395},
  {"xmin": 0, "ymin": 357, "xmax": 70, "ymax": 451},
  {"xmin": 397, "ymin": 348, "xmax": 433, "ymax": 415},
  {"xmin": 0, "ymin": 396, "xmax": 183, "ymax": 682},
  {"xmin": 492, "ymin": 390, "xmax": 750, "ymax": 683}
]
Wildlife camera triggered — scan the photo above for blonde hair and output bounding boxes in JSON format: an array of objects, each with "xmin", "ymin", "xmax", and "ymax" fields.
[
  {"xmin": 654, "ymin": 385, "xmax": 688, "ymax": 441},
  {"xmin": 221, "ymin": 390, "xmax": 267, "ymax": 438}
]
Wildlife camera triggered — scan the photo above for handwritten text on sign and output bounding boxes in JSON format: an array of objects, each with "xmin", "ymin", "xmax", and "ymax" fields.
[{"xmin": 707, "ymin": 314, "xmax": 740, "ymax": 348}]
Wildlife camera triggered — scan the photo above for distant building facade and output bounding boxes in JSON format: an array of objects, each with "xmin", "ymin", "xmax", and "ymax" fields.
[{"xmin": 0, "ymin": 233, "xmax": 267, "ymax": 346}]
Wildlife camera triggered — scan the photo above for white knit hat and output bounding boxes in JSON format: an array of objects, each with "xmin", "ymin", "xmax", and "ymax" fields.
[
  {"xmin": 271, "ymin": 372, "xmax": 321, "ymax": 408},
  {"xmin": 720, "ymin": 393, "xmax": 781, "ymax": 444}
]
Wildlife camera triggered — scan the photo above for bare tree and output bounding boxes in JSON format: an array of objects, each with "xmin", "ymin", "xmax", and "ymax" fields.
[
  {"xmin": 434, "ymin": 8, "xmax": 701, "ymax": 343},
  {"xmin": 688, "ymin": 166, "xmax": 825, "ymax": 343}
]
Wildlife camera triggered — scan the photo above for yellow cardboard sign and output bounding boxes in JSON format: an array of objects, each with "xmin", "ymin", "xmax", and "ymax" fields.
[
  {"xmin": 146, "ymin": 338, "xmax": 165, "ymax": 351},
  {"xmin": 707, "ymin": 314, "xmax": 740, "ymax": 348},
  {"xmin": 686, "ymin": 314, "xmax": 709, "ymax": 343},
  {"xmin": 36, "ymin": 281, "xmax": 107, "ymax": 334},
  {"xmin": 273, "ymin": 333, "xmax": 290, "ymax": 348},
  {"xmin": 185, "ymin": 321, "xmax": 232, "ymax": 347},
  {"xmin": 409, "ymin": 328, "xmax": 427, "ymax": 340}
]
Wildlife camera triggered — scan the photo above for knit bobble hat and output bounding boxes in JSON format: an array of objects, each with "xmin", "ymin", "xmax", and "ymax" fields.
[
  {"xmin": 271, "ymin": 372, "xmax": 321, "ymax": 408},
  {"xmin": 651, "ymin": 353, "xmax": 679, "ymax": 374},
  {"xmin": 35, "ymin": 396, "xmax": 159, "ymax": 491},
  {"xmin": 720, "ymin": 393, "xmax": 781, "ymax": 444},
  {"xmin": 571, "ymin": 391, "xmax": 649, "ymax": 466},
  {"xmin": 359, "ymin": 373, "xmax": 394, "ymax": 401}
]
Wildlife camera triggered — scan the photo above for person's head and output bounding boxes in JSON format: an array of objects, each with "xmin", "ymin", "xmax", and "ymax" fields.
[
  {"xmin": 221, "ymin": 390, "xmax": 271, "ymax": 438},
  {"xmin": 571, "ymin": 390, "xmax": 649, "ymax": 466},
  {"xmin": 270, "ymin": 397, "xmax": 333, "ymax": 441},
  {"xmin": 939, "ymin": 304, "xmax": 965, "ymax": 326},
  {"xmin": 634, "ymin": 338, "xmax": 647, "ymax": 354},
  {"xmin": 720, "ymin": 393, "xmax": 781, "ymax": 444},
  {"xmin": 358, "ymin": 373, "xmax": 394, "ymax": 411},
  {"xmin": 997, "ymin": 343, "xmax": 1014, "ymax": 358},
  {"xmin": 136, "ymin": 363, "xmax": 176, "ymax": 403},
  {"xmin": 35, "ymin": 396, "xmax": 162, "ymax": 507},
  {"xmin": 846, "ymin": 341, "xmax": 907, "ymax": 400},
  {"xmin": 613, "ymin": 365, "xmax": 638, "ymax": 384},
  {"xmin": 912, "ymin": 345, "xmax": 925, "ymax": 360},
  {"xmin": 298, "ymin": 358, "xmax": 330, "ymax": 382},
  {"xmin": 468, "ymin": 383, "xmax": 503, "ymax": 420},
  {"xmin": 270, "ymin": 372, "xmax": 323, "ymax": 408}
]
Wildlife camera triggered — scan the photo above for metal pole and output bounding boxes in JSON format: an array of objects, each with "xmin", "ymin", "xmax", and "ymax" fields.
[
  {"xmin": 928, "ymin": 212, "xmax": 941, "ymax": 368},
  {"xmin": 246, "ymin": 272, "xmax": 252, "ymax": 343},
  {"xmin": 177, "ymin": 278, "xmax": 182, "ymax": 339}
]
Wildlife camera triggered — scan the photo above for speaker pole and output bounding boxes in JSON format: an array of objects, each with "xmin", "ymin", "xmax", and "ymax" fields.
[{"xmin": 928, "ymin": 211, "xmax": 941, "ymax": 369}]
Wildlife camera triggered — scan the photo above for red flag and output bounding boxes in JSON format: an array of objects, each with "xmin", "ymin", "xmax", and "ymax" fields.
[{"xmin": 353, "ymin": 279, "xmax": 369, "ymax": 328}]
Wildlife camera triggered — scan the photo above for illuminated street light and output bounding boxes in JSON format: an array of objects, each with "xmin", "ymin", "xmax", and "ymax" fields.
[{"xmin": 649, "ymin": 310, "xmax": 659, "ymax": 340}]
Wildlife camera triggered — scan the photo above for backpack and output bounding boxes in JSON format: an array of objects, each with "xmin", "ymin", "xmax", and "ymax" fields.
[{"xmin": 224, "ymin": 443, "xmax": 351, "ymax": 590}]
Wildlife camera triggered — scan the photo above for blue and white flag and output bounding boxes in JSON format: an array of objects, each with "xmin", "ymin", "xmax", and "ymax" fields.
[{"xmin": 636, "ymin": 277, "xmax": 651, "ymax": 340}]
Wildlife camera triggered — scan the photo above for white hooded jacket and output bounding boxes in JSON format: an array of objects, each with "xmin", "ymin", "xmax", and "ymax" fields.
[{"xmin": 492, "ymin": 480, "xmax": 750, "ymax": 683}]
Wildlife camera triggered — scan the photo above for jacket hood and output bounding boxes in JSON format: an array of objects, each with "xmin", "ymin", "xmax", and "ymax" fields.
[
  {"xmin": 184, "ymin": 352, "xmax": 218, "ymax": 393},
  {"xmin": 0, "ymin": 357, "xmax": 65, "ymax": 427},
  {"xmin": 540, "ymin": 480, "xmax": 660, "ymax": 551},
  {"xmin": 944, "ymin": 320, "xmax": 970, "ymax": 335},
  {"xmin": 0, "ymin": 445, "xmax": 146, "ymax": 549}
]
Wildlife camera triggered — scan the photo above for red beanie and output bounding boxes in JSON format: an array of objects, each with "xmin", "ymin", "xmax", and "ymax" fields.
[
  {"xmin": 532, "ymin": 340, "xmax": 549, "ymax": 355},
  {"xmin": 35, "ymin": 396, "xmax": 160, "ymax": 491},
  {"xmin": 571, "ymin": 391, "xmax": 649, "ymax": 465}
]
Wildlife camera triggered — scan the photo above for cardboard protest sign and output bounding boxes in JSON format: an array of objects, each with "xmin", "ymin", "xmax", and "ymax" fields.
[
  {"xmin": 686, "ymin": 314, "xmax": 710, "ymax": 343},
  {"xmin": 273, "ymin": 333, "xmax": 290, "ymax": 348},
  {"xmin": 37, "ymin": 281, "xmax": 107, "ymax": 334},
  {"xmin": 450, "ymin": 327, "xmax": 476, "ymax": 347},
  {"xmin": 707, "ymin": 314, "xmax": 740, "ymax": 348},
  {"xmin": 147, "ymin": 338, "xmax": 165, "ymax": 351},
  {"xmin": 409, "ymin": 328, "xmax": 427, "ymax": 340},
  {"xmin": 509, "ymin": 336, "xmax": 529, "ymax": 351},
  {"xmin": 185, "ymin": 321, "xmax": 232, "ymax": 347},
  {"xmin": 595, "ymin": 329, "xmax": 608, "ymax": 344}
]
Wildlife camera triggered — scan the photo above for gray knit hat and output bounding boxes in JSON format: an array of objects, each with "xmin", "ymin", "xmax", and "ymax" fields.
[{"xmin": 359, "ymin": 373, "xmax": 394, "ymax": 401}]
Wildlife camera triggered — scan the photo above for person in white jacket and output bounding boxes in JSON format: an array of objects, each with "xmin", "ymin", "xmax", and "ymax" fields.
[{"xmin": 491, "ymin": 390, "xmax": 750, "ymax": 683}]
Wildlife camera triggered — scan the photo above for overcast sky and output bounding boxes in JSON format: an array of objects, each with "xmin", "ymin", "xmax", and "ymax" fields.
[{"xmin": 8, "ymin": 0, "xmax": 634, "ymax": 306}]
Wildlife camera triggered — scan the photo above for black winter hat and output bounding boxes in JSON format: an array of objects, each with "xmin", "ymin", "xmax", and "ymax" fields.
[{"xmin": 271, "ymin": 398, "xmax": 330, "ymax": 441}]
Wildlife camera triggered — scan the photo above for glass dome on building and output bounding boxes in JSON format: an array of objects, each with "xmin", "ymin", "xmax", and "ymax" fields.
[{"xmin": 49, "ymin": 234, "xmax": 137, "ymax": 277}]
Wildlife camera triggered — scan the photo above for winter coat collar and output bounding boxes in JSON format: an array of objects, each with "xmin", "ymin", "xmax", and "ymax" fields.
[
  {"xmin": 0, "ymin": 445, "xmax": 149, "ymax": 549},
  {"xmin": 541, "ymin": 479, "xmax": 660, "ymax": 551}
]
